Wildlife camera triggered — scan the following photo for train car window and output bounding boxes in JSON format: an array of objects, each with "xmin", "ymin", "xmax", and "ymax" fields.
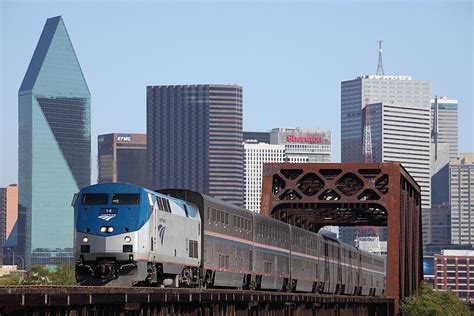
[
  {"xmin": 212, "ymin": 209, "xmax": 216, "ymax": 222},
  {"xmin": 225, "ymin": 213, "xmax": 229, "ymax": 225},
  {"xmin": 112, "ymin": 193, "xmax": 140, "ymax": 205},
  {"xmin": 82, "ymin": 193, "xmax": 108, "ymax": 205}
]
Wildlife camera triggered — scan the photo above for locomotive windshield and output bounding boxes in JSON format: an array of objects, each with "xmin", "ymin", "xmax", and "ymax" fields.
[
  {"xmin": 112, "ymin": 193, "xmax": 140, "ymax": 205},
  {"xmin": 82, "ymin": 193, "xmax": 109, "ymax": 205}
]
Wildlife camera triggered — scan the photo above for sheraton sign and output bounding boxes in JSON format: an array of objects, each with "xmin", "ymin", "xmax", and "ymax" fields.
[{"xmin": 287, "ymin": 134, "xmax": 323, "ymax": 144}]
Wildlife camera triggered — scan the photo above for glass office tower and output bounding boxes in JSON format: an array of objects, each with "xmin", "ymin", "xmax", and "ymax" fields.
[{"xmin": 18, "ymin": 16, "xmax": 91, "ymax": 265}]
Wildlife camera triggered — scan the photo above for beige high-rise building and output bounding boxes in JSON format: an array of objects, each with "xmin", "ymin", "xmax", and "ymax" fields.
[
  {"xmin": 0, "ymin": 184, "xmax": 18, "ymax": 264},
  {"xmin": 244, "ymin": 141, "xmax": 285, "ymax": 212},
  {"xmin": 450, "ymin": 154, "xmax": 474, "ymax": 245}
]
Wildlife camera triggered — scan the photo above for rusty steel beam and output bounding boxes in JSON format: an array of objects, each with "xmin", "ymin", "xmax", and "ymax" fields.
[{"xmin": 260, "ymin": 162, "xmax": 423, "ymax": 310}]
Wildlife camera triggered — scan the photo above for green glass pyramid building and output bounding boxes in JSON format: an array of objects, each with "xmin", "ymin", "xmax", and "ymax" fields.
[{"xmin": 18, "ymin": 16, "xmax": 90, "ymax": 265}]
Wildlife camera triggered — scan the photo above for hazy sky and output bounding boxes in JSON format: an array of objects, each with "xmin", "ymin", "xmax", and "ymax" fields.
[{"xmin": 1, "ymin": 0, "xmax": 473, "ymax": 187}]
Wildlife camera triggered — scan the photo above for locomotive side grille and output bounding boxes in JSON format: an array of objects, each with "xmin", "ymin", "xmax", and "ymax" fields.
[{"xmin": 188, "ymin": 240, "xmax": 198, "ymax": 258}]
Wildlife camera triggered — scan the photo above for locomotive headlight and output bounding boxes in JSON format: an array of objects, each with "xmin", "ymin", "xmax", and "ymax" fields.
[
  {"xmin": 107, "ymin": 226, "xmax": 114, "ymax": 233},
  {"xmin": 100, "ymin": 226, "xmax": 107, "ymax": 233},
  {"xmin": 124, "ymin": 236, "xmax": 131, "ymax": 243},
  {"xmin": 82, "ymin": 236, "xmax": 89, "ymax": 243}
]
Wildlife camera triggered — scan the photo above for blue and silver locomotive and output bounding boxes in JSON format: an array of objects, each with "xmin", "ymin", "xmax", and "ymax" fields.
[
  {"xmin": 74, "ymin": 183, "xmax": 385, "ymax": 295},
  {"xmin": 73, "ymin": 183, "xmax": 201, "ymax": 286}
]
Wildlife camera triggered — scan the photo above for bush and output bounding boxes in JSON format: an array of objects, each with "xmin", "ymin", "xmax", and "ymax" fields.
[
  {"xmin": 21, "ymin": 264, "xmax": 76, "ymax": 285},
  {"xmin": 0, "ymin": 275, "xmax": 22, "ymax": 285},
  {"xmin": 400, "ymin": 282, "xmax": 470, "ymax": 316}
]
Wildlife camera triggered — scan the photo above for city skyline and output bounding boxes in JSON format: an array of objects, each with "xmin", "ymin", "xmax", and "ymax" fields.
[{"xmin": 1, "ymin": 1, "xmax": 473, "ymax": 187}]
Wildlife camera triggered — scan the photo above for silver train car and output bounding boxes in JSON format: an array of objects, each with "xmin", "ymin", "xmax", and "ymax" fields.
[{"xmin": 74, "ymin": 184, "xmax": 385, "ymax": 295}]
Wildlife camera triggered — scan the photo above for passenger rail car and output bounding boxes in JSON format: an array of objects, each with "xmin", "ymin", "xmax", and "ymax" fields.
[{"xmin": 74, "ymin": 184, "xmax": 385, "ymax": 296}]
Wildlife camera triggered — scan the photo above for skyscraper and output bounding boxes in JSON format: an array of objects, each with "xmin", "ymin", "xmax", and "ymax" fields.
[
  {"xmin": 431, "ymin": 97, "xmax": 459, "ymax": 160},
  {"xmin": 270, "ymin": 128, "xmax": 332, "ymax": 162},
  {"xmin": 450, "ymin": 154, "xmax": 474, "ymax": 245},
  {"xmin": 0, "ymin": 184, "xmax": 18, "ymax": 264},
  {"xmin": 147, "ymin": 84, "xmax": 243, "ymax": 207},
  {"xmin": 244, "ymin": 141, "xmax": 285, "ymax": 212},
  {"xmin": 18, "ymin": 16, "xmax": 90, "ymax": 265},
  {"xmin": 340, "ymin": 75, "xmax": 431, "ymax": 246},
  {"xmin": 98, "ymin": 133, "xmax": 147, "ymax": 187}
]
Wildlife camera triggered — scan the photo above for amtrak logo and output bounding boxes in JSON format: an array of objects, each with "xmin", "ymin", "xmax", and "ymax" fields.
[
  {"xmin": 158, "ymin": 224, "xmax": 166, "ymax": 245},
  {"xmin": 98, "ymin": 214, "xmax": 116, "ymax": 221}
]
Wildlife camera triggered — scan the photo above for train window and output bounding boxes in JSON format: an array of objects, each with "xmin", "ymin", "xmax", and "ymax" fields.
[
  {"xmin": 212, "ymin": 209, "xmax": 216, "ymax": 222},
  {"xmin": 112, "ymin": 193, "xmax": 140, "ymax": 205},
  {"xmin": 225, "ymin": 213, "xmax": 229, "ymax": 225},
  {"xmin": 82, "ymin": 193, "xmax": 108, "ymax": 205},
  {"xmin": 218, "ymin": 254, "xmax": 230, "ymax": 268}
]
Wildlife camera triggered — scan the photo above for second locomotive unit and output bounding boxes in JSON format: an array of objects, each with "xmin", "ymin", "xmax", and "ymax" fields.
[{"xmin": 74, "ymin": 183, "xmax": 385, "ymax": 295}]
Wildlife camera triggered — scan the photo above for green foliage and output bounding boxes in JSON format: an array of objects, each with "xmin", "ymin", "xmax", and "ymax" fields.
[
  {"xmin": 400, "ymin": 282, "xmax": 470, "ymax": 316},
  {"xmin": 0, "ymin": 274, "xmax": 22, "ymax": 285},
  {"xmin": 23, "ymin": 264, "xmax": 77, "ymax": 285},
  {"xmin": 0, "ymin": 264, "xmax": 77, "ymax": 286}
]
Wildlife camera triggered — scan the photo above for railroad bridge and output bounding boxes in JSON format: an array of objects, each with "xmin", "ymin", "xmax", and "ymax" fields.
[
  {"xmin": 0, "ymin": 286, "xmax": 394, "ymax": 315},
  {"xmin": 261, "ymin": 162, "xmax": 423, "ymax": 310},
  {"xmin": 0, "ymin": 162, "xmax": 419, "ymax": 315}
]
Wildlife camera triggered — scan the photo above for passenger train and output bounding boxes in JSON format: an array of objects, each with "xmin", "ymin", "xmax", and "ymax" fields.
[{"xmin": 73, "ymin": 183, "xmax": 385, "ymax": 295}]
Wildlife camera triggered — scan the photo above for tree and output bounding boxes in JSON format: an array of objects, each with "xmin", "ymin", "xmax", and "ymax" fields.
[{"xmin": 400, "ymin": 282, "xmax": 470, "ymax": 316}]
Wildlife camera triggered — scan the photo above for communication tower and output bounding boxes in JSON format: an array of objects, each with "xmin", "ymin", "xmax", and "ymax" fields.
[{"xmin": 376, "ymin": 40, "xmax": 384, "ymax": 75}]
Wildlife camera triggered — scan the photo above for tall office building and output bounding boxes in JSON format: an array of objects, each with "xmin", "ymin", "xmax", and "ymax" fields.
[
  {"xmin": 18, "ymin": 16, "xmax": 90, "ymax": 265},
  {"xmin": 0, "ymin": 184, "xmax": 18, "ymax": 264},
  {"xmin": 431, "ymin": 97, "xmax": 458, "ymax": 160},
  {"xmin": 244, "ymin": 141, "xmax": 285, "ymax": 212},
  {"xmin": 147, "ymin": 85, "xmax": 243, "ymax": 207},
  {"xmin": 270, "ymin": 128, "xmax": 331, "ymax": 162},
  {"xmin": 341, "ymin": 75, "xmax": 431, "ymax": 246},
  {"xmin": 98, "ymin": 133, "xmax": 147, "ymax": 187},
  {"xmin": 450, "ymin": 154, "xmax": 474, "ymax": 245}
]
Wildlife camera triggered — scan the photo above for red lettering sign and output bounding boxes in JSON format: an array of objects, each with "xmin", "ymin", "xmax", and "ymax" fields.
[{"xmin": 286, "ymin": 134, "xmax": 323, "ymax": 144}]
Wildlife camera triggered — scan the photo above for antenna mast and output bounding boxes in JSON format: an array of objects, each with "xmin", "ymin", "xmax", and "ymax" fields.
[
  {"xmin": 363, "ymin": 98, "xmax": 373, "ymax": 163},
  {"xmin": 376, "ymin": 40, "xmax": 384, "ymax": 75}
]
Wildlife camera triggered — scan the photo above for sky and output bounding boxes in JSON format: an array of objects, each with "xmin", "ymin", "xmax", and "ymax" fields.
[{"xmin": 1, "ymin": 0, "xmax": 473, "ymax": 187}]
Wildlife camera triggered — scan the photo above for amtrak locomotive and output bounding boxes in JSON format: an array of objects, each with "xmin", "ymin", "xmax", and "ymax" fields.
[{"xmin": 74, "ymin": 183, "xmax": 385, "ymax": 295}]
